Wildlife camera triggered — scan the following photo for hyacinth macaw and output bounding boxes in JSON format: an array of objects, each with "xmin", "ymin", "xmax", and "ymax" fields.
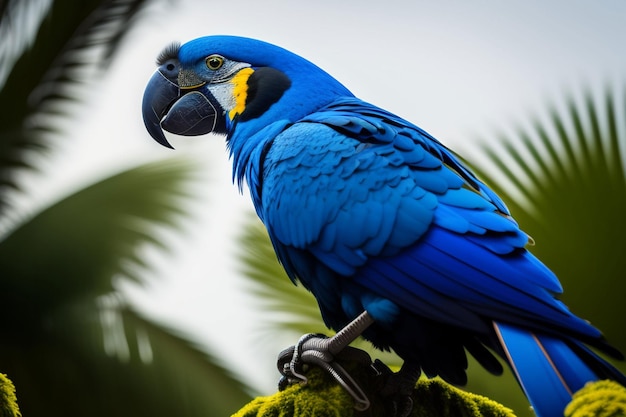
[{"xmin": 142, "ymin": 35, "xmax": 625, "ymax": 416}]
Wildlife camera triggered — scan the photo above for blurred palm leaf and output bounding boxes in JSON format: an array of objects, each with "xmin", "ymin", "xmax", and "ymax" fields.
[
  {"xmin": 239, "ymin": 219, "xmax": 323, "ymax": 334},
  {"xmin": 461, "ymin": 85, "xmax": 626, "ymax": 415},
  {"xmin": 3, "ymin": 280, "xmax": 251, "ymax": 417},
  {"xmin": 0, "ymin": 0, "xmax": 153, "ymax": 213},
  {"xmin": 0, "ymin": 158, "xmax": 253, "ymax": 417},
  {"xmin": 469, "ymin": 86, "xmax": 626, "ymax": 356},
  {"xmin": 1, "ymin": 159, "xmax": 194, "ymax": 333},
  {"xmin": 237, "ymin": 84, "xmax": 626, "ymax": 416},
  {"xmin": 1, "ymin": 0, "xmax": 253, "ymax": 415}
]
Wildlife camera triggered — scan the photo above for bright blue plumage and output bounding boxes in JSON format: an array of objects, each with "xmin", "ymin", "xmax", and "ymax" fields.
[{"xmin": 142, "ymin": 35, "xmax": 625, "ymax": 416}]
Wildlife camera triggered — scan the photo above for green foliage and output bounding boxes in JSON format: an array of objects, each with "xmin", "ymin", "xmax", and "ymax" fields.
[
  {"xmin": 0, "ymin": 161, "xmax": 254, "ymax": 415},
  {"xmin": 0, "ymin": 374, "xmax": 21, "ymax": 417},
  {"xmin": 468, "ymin": 87, "xmax": 626, "ymax": 356},
  {"xmin": 460, "ymin": 86, "xmax": 626, "ymax": 415},
  {"xmin": 0, "ymin": 160, "xmax": 193, "ymax": 319},
  {"xmin": 0, "ymin": 0, "xmax": 153, "ymax": 212},
  {"xmin": 2, "ymin": 296, "xmax": 250, "ymax": 416},
  {"xmin": 239, "ymin": 219, "xmax": 326, "ymax": 333},
  {"xmin": 0, "ymin": 0, "xmax": 252, "ymax": 416}
]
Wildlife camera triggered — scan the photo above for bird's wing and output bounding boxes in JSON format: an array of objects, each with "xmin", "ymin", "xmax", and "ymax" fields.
[
  {"xmin": 261, "ymin": 97, "xmax": 598, "ymax": 338},
  {"xmin": 262, "ymin": 98, "xmax": 445, "ymax": 273}
]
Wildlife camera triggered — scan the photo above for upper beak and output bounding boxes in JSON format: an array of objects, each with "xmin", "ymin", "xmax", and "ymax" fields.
[
  {"xmin": 142, "ymin": 70, "xmax": 179, "ymax": 148},
  {"xmin": 142, "ymin": 67, "xmax": 222, "ymax": 149}
]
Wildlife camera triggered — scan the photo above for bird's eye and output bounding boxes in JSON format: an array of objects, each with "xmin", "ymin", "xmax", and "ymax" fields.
[{"xmin": 206, "ymin": 55, "xmax": 224, "ymax": 70}]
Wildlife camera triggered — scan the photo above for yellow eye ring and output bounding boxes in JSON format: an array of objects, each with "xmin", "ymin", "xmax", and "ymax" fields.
[{"xmin": 206, "ymin": 55, "xmax": 224, "ymax": 70}]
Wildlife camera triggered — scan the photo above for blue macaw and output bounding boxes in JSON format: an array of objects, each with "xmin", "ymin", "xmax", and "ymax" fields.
[{"xmin": 142, "ymin": 36, "xmax": 625, "ymax": 416}]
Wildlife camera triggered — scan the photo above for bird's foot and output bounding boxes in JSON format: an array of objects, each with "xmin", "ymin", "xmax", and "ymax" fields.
[
  {"xmin": 277, "ymin": 333, "xmax": 373, "ymax": 410},
  {"xmin": 277, "ymin": 338, "xmax": 418, "ymax": 417},
  {"xmin": 277, "ymin": 311, "xmax": 376, "ymax": 411}
]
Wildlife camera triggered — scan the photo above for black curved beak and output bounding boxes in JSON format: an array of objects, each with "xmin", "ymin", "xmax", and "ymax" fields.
[
  {"xmin": 142, "ymin": 70, "xmax": 179, "ymax": 148},
  {"xmin": 142, "ymin": 67, "xmax": 223, "ymax": 149}
]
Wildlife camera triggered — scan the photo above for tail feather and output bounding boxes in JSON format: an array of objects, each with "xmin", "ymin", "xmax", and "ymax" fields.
[{"xmin": 493, "ymin": 321, "xmax": 624, "ymax": 417}]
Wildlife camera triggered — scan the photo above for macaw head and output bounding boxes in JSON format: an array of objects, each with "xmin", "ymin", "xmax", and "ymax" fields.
[{"xmin": 142, "ymin": 35, "xmax": 352, "ymax": 148}]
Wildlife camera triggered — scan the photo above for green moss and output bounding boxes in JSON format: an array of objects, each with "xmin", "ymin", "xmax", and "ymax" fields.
[
  {"xmin": 232, "ymin": 356, "xmax": 626, "ymax": 417},
  {"xmin": 233, "ymin": 368, "xmax": 353, "ymax": 417},
  {"xmin": 232, "ymin": 366, "xmax": 514, "ymax": 417},
  {"xmin": 410, "ymin": 379, "xmax": 514, "ymax": 417},
  {"xmin": 0, "ymin": 374, "xmax": 21, "ymax": 417},
  {"xmin": 565, "ymin": 380, "xmax": 626, "ymax": 417}
]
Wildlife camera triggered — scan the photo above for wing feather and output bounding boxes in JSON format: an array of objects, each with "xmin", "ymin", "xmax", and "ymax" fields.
[{"xmin": 261, "ymin": 97, "xmax": 593, "ymax": 339}]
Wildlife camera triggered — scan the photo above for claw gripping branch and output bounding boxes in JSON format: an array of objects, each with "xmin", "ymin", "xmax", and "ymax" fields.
[{"xmin": 233, "ymin": 361, "xmax": 516, "ymax": 417}]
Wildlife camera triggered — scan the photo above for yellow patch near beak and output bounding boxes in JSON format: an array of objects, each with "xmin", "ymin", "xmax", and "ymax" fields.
[{"xmin": 229, "ymin": 67, "xmax": 255, "ymax": 120}]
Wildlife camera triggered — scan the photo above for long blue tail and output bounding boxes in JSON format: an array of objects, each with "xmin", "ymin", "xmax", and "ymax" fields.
[{"xmin": 494, "ymin": 321, "xmax": 626, "ymax": 417}]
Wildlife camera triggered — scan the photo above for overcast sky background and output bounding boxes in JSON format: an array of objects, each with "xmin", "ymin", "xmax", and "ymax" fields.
[{"xmin": 17, "ymin": 0, "xmax": 626, "ymax": 393}]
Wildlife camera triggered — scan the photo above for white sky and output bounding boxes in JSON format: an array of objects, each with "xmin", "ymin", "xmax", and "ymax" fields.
[{"xmin": 14, "ymin": 0, "xmax": 626, "ymax": 394}]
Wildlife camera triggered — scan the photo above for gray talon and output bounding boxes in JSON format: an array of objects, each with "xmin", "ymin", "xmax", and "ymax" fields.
[{"xmin": 276, "ymin": 311, "xmax": 375, "ymax": 410}]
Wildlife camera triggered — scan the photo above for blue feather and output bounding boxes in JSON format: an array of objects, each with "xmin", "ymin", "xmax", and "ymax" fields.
[{"xmin": 493, "ymin": 322, "xmax": 619, "ymax": 417}]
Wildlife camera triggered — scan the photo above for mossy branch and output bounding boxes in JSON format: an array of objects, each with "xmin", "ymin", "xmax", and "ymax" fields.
[
  {"xmin": 232, "ymin": 357, "xmax": 626, "ymax": 417},
  {"xmin": 0, "ymin": 374, "xmax": 21, "ymax": 417},
  {"xmin": 232, "ymin": 358, "xmax": 514, "ymax": 417}
]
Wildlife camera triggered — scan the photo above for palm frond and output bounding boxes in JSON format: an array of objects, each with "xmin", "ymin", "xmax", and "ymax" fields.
[
  {"xmin": 0, "ymin": 296, "xmax": 252, "ymax": 417},
  {"xmin": 239, "ymin": 218, "xmax": 324, "ymax": 334},
  {"xmin": 0, "ymin": 0, "xmax": 50, "ymax": 89},
  {"xmin": 0, "ymin": 2, "xmax": 255, "ymax": 416},
  {"xmin": 0, "ymin": 157, "xmax": 196, "ymax": 329},
  {"xmin": 468, "ymin": 84, "xmax": 626, "ymax": 359},
  {"xmin": 0, "ymin": 156, "xmax": 256, "ymax": 416},
  {"xmin": 0, "ymin": 0, "xmax": 156, "ymax": 213}
]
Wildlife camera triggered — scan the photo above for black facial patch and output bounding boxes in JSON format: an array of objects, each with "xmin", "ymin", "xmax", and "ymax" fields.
[{"xmin": 240, "ymin": 67, "xmax": 291, "ymax": 121}]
